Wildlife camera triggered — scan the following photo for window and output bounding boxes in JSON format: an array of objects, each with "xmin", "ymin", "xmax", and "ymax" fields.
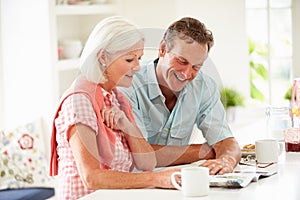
[{"xmin": 246, "ymin": 0, "xmax": 292, "ymax": 105}]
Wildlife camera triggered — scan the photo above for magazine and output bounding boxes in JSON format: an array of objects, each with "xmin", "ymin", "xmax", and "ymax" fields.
[
  {"xmin": 154, "ymin": 160, "xmax": 278, "ymax": 188},
  {"xmin": 210, "ymin": 167, "xmax": 277, "ymax": 188},
  {"xmin": 209, "ymin": 160, "xmax": 278, "ymax": 188}
]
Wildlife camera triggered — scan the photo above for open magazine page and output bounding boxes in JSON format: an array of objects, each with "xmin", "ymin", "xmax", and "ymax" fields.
[
  {"xmin": 154, "ymin": 160, "xmax": 278, "ymax": 188},
  {"xmin": 209, "ymin": 173, "xmax": 258, "ymax": 188},
  {"xmin": 210, "ymin": 162, "xmax": 278, "ymax": 188}
]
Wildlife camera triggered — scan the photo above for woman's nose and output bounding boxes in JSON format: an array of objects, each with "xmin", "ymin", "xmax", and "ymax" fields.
[{"xmin": 132, "ymin": 60, "xmax": 140, "ymax": 71}]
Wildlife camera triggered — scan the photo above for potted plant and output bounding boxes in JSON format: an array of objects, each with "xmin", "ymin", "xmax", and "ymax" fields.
[{"xmin": 220, "ymin": 87, "xmax": 245, "ymax": 122}]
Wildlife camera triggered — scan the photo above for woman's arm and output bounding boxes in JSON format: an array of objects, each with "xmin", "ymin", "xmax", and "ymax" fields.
[
  {"xmin": 122, "ymin": 123, "xmax": 157, "ymax": 171},
  {"xmin": 102, "ymin": 106, "xmax": 156, "ymax": 171},
  {"xmin": 67, "ymin": 124, "xmax": 175, "ymax": 189}
]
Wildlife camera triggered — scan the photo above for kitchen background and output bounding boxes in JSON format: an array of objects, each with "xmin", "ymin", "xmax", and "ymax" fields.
[{"xmin": 0, "ymin": 0, "xmax": 299, "ymax": 142}]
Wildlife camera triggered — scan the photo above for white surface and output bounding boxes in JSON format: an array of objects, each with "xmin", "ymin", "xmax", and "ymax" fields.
[
  {"xmin": 79, "ymin": 153, "xmax": 300, "ymax": 200},
  {"xmin": 80, "ymin": 117, "xmax": 300, "ymax": 200}
]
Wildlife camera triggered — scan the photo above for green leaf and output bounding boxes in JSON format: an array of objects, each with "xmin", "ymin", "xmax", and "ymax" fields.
[
  {"xmin": 254, "ymin": 64, "xmax": 268, "ymax": 80},
  {"xmin": 220, "ymin": 87, "xmax": 245, "ymax": 109},
  {"xmin": 248, "ymin": 38, "xmax": 268, "ymax": 56},
  {"xmin": 250, "ymin": 82, "xmax": 265, "ymax": 101},
  {"xmin": 248, "ymin": 38, "xmax": 255, "ymax": 55},
  {"xmin": 284, "ymin": 86, "xmax": 292, "ymax": 100},
  {"xmin": 248, "ymin": 37, "xmax": 269, "ymax": 102},
  {"xmin": 249, "ymin": 61, "xmax": 255, "ymax": 69},
  {"xmin": 255, "ymin": 46, "xmax": 268, "ymax": 56}
]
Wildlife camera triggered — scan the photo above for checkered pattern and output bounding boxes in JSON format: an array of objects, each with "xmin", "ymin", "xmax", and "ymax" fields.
[{"xmin": 54, "ymin": 89, "xmax": 133, "ymax": 199}]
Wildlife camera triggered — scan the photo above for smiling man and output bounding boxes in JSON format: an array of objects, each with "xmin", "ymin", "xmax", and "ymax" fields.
[{"xmin": 119, "ymin": 17, "xmax": 241, "ymax": 175}]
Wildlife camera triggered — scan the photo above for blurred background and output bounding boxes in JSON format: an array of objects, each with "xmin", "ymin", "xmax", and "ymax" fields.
[{"xmin": 0, "ymin": 0, "xmax": 299, "ymax": 132}]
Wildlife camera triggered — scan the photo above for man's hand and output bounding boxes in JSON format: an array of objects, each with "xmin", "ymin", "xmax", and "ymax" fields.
[
  {"xmin": 200, "ymin": 157, "xmax": 234, "ymax": 175},
  {"xmin": 201, "ymin": 137, "xmax": 241, "ymax": 175}
]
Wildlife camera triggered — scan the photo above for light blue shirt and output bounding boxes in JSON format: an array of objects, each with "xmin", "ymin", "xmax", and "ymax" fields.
[{"xmin": 119, "ymin": 60, "xmax": 233, "ymax": 146}]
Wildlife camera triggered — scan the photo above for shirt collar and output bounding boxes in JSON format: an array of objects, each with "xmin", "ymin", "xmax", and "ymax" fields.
[
  {"xmin": 101, "ymin": 88, "xmax": 118, "ymax": 107},
  {"xmin": 146, "ymin": 58, "xmax": 188, "ymax": 100},
  {"xmin": 146, "ymin": 59, "xmax": 164, "ymax": 100}
]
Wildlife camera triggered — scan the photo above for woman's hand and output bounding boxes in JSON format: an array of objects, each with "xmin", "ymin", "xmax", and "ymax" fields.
[
  {"xmin": 101, "ymin": 106, "xmax": 131, "ymax": 131},
  {"xmin": 102, "ymin": 106, "xmax": 157, "ymax": 171},
  {"xmin": 153, "ymin": 168, "xmax": 180, "ymax": 189}
]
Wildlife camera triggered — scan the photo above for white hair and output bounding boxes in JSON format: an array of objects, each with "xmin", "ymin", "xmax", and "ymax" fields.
[{"xmin": 80, "ymin": 16, "xmax": 144, "ymax": 83}]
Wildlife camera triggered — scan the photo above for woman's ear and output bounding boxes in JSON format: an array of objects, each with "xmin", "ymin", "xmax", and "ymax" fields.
[
  {"xmin": 159, "ymin": 40, "xmax": 167, "ymax": 57},
  {"xmin": 97, "ymin": 49, "xmax": 107, "ymax": 66}
]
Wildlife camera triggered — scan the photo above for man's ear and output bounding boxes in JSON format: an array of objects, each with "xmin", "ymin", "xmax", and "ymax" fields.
[
  {"xmin": 97, "ymin": 49, "xmax": 107, "ymax": 66},
  {"xmin": 159, "ymin": 40, "xmax": 167, "ymax": 57}
]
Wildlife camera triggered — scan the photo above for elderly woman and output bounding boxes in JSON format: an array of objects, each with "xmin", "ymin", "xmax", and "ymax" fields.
[{"xmin": 49, "ymin": 16, "xmax": 178, "ymax": 199}]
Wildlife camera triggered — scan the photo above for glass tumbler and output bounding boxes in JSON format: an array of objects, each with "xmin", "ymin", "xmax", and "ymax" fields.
[
  {"xmin": 266, "ymin": 106, "xmax": 292, "ymax": 141},
  {"xmin": 284, "ymin": 128, "xmax": 300, "ymax": 152}
]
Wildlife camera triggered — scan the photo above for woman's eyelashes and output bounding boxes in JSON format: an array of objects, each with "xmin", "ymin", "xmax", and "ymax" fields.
[
  {"xmin": 126, "ymin": 56, "xmax": 142, "ymax": 63},
  {"xmin": 126, "ymin": 58, "xmax": 134, "ymax": 63}
]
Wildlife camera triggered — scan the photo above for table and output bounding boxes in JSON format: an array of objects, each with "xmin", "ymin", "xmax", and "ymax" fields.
[{"xmin": 79, "ymin": 153, "xmax": 300, "ymax": 200}]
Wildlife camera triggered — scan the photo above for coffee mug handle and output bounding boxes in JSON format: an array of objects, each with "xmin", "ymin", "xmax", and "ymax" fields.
[{"xmin": 170, "ymin": 172, "xmax": 182, "ymax": 190}]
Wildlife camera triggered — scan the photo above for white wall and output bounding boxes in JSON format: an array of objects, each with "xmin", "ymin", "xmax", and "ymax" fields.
[
  {"xmin": 116, "ymin": 0, "xmax": 177, "ymax": 28},
  {"xmin": 116, "ymin": 0, "xmax": 250, "ymax": 96},
  {"xmin": 1, "ymin": 0, "xmax": 296, "ymax": 130},
  {"xmin": 176, "ymin": 0, "xmax": 249, "ymax": 94},
  {"xmin": 115, "ymin": 0, "xmax": 178, "ymax": 60},
  {"xmin": 0, "ymin": 0, "xmax": 4, "ymax": 129},
  {"xmin": 1, "ymin": 0, "xmax": 52, "ymax": 130},
  {"xmin": 293, "ymin": 0, "xmax": 300, "ymax": 77}
]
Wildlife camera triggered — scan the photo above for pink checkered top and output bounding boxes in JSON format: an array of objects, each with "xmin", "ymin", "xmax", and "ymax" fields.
[{"xmin": 54, "ymin": 88, "xmax": 133, "ymax": 199}]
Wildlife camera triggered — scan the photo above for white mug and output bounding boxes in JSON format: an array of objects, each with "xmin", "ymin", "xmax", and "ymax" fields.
[
  {"xmin": 171, "ymin": 167, "xmax": 209, "ymax": 197},
  {"xmin": 255, "ymin": 139, "xmax": 282, "ymax": 163}
]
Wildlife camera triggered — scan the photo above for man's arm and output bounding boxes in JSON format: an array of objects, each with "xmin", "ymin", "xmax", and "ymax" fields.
[
  {"xmin": 213, "ymin": 137, "xmax": 241, "ymax": 166},
  {"xmin": 201, "ymin": 137, "xmax": 241, "ymax": 175},
  {"xmin": 151, "ymin": 143, "xmax": 215, "ymax": 167}
]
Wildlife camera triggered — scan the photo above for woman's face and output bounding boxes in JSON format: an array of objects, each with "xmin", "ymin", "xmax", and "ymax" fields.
[{"xmin": 104, "ymin": 40, "xmax": 144, "ymax": 88}]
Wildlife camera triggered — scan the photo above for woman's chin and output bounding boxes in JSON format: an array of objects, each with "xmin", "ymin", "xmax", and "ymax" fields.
[{"xmin": 117, "ymin": 82, "xmax": 132, "ymax": 88}]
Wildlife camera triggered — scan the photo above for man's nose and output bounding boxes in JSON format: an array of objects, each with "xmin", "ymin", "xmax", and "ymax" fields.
[{"xmin": 181, "ymin": 65, "xmax": 193, "ymax": 79}]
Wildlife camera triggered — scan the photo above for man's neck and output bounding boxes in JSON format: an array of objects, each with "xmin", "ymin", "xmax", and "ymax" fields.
[
  {"xmin": 155, "ymin": 58, "xmax": 179, "ymax": 111},
  {"xmin": 159, "ymin": 85, "xmax": 178, "ymax": 112}
]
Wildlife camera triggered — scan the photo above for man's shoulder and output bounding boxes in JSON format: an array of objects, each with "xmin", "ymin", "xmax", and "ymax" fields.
[
  {"xmin": 192, "ymin": 71, "xmax": 217, "ymax": 87},
  {"xmin": 133, "ymin": 60, "xmax": 156, "ymax": 83},
  {"xmin": 136, "ymin": 60, "xmax": 154, "ymax": 75},
  {"xmin": 118, "ymin": 60, "xmax": 154, "ymax": 97}
]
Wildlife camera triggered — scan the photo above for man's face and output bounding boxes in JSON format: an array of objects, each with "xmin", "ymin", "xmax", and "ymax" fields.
[{"xmin": 157, "ymin": 37, "xmax": 208, "ymax": 92}]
